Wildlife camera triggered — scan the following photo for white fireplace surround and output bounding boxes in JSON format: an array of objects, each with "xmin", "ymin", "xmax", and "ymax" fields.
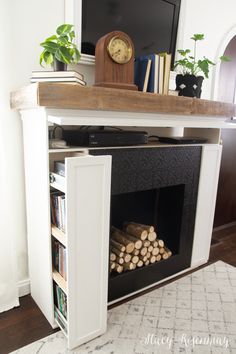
[{"xmin": 11, "ymin": 83, "xmax": 236, "ymax": 349}]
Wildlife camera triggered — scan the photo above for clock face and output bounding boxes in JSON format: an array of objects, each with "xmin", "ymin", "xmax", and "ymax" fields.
[{"xmin": 107, "ymin": 36, "xmax": 132, "ymax": 64}]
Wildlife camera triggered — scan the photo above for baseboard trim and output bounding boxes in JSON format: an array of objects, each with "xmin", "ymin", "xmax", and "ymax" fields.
[
  {"xmin": 213, "ymin": 220, "xmax": 236, "ymax": 232},
  {"xmin": 18, "ymin": 278, "xmax": 30, "ymax": 297}
]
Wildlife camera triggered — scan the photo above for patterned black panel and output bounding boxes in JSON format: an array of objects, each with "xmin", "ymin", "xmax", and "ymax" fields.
[
  {"xmin": 91, "ymin": 147, "xmax": 201, "ymax": 195},
  {"xmin": 90, "ymin": 146, "xmax": 202, "ymax": 301}
]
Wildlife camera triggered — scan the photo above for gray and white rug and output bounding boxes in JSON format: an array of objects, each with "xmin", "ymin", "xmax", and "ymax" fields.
[{"xmin": 11, "ymin": 261, "xmax": 236, "ymax": 354}]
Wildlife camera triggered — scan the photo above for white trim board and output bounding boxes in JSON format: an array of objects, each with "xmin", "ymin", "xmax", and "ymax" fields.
[{"xmin": 18, "ymin": 278, "xmax": 30, "ymax": 297}]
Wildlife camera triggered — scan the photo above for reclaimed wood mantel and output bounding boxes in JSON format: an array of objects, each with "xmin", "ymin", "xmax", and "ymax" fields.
[{"xmin": 10, "ymin": 82, "xmax": 236, "ymax": 118}]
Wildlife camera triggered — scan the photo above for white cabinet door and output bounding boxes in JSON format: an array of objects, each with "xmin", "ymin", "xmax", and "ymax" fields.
[{"xmin": 65, "ymin": 155, "xmax": 111, "ymax": 349}]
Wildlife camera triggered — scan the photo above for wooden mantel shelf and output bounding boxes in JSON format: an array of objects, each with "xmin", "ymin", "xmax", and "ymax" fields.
[{"xmin": 10, "ymin": 82, "xmax": 236, "ymax": 118}]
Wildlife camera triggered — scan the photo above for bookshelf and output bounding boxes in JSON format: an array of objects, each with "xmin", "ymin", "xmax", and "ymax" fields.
[{"xmin": 11, "ymin": 84, "xmax": 236, "ymax": 350}]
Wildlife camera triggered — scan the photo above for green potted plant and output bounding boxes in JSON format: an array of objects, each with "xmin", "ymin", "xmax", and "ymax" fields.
[
  {"xmin": 39, "ymin": 24, "xmax": 81, "ymax": 71},
  {"xmin": 174, "ymin": 34, "xmax": 229, "ymax": 98}
]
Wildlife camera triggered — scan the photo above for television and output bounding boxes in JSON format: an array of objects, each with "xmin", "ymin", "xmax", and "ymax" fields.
[{"xmin": 76, "ymin": 0, "xmax": 181, "ymax": 67}]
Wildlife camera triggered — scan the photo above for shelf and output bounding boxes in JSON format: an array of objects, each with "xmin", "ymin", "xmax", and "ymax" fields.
[
  {"xmin": 51, "ymin": 224, "xmax": 66, "ymax": 247},
  {"xmin": 10, "ymin": 82, "xmax": 236, "ymax": 118},
  {"xmin": 52, "ymin": 269, "xmax": 67, "ymax": 295}
]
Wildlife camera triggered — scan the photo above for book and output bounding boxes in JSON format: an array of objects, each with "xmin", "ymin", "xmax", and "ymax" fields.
[
  {"xmin": 30, "ymin": 77, "xmax": 86, "ymax": 86},
  {"xmin": 134, "ymin": 58, "xmax": 150, "ymax": 91},
  {"xmin": 147, "ymin": 54, "xmax": 159, "ymax": 93},
  {"xmin": 158, "ymin": 55, "xmax": 164, "ymax": 94},
  {"xmin": 135, "ymin": 54, "xmax": 159, "ymax": 93},
  {"xmin": 31, "ymin": 70, "xmax": 84, "ymax": 81},
  {"xmin": 143, "ymin": 59, "xmax": 152, "ymax": 92},
  {"xmin": 159, "ymin": 52, "xmax": 172, "ymax": 95}
]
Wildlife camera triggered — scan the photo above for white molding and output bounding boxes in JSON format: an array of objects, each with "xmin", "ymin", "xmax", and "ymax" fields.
[
  {"xmin": 47, "ymin": 109, "xmax": 234, "ymax": 129},
  {"xmin": 18, "ymin": 278, "xmax": 30, "ymax": 297},
  {"xmin": 191, "ymin": 145, "xmax": 222, "ymax": 267},
  {"xmin": 212, "ymin": 25, "xmax": 236, "ymax": 101}
]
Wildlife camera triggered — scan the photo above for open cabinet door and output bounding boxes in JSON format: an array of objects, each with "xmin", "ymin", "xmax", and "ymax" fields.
[{"xmin": 65, "ymin": 155, "xmax": 111, "ymax": 349}]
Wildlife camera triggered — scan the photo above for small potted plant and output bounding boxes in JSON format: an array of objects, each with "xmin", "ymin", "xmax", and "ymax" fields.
[
  {"xmin": 174, "ymin": 34, "xmax": 229, "ymax": 98},
  {"xmin": 39, "ymin": 24, "xmax": 81, "ymax": 71}
]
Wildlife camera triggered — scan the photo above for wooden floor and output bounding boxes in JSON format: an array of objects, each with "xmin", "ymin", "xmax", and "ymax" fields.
[{"xmin": 0, "ymin": 225, "xmax": 236, "ymax": 354}]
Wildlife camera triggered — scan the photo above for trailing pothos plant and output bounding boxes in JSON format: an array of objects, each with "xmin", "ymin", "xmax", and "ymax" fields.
[
  {"xmin": 174, "ymin": 33, "xmax": 230, "ymax": 78},
  {"xmin": 39, "ymin": 24, "xmax": 81, "ymax": 67}
]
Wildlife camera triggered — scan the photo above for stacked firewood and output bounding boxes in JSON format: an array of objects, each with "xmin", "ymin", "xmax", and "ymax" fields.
[{"xmin": 110, "ymin": 222, "xmax": 172, "ymax": 273}]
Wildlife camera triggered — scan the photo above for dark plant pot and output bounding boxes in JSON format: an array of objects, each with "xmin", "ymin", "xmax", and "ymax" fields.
[
  {"xmin": 176, "ymin": 74, "xmax": 204, "ymax": 98},
  {"xmin": 53, "ymin": 59, "xmax": 67, "ymax": 71}
]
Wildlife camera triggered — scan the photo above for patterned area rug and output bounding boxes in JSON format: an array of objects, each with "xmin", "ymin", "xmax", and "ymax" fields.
[{"xmin": 11, "ymin": 261, "xmax": 236, "ymax": 354}]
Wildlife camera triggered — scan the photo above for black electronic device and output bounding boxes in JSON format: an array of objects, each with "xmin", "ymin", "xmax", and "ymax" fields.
[
  {"xmin": 158, "ymin": 136, "xmax": 208, "ymax": 144},
  {"xmin": 63, "ymin": 130, "xmax": 148, "ymax": 147},
  {"xmin": 81, "ymin": 0, "xmax": 181, "ymax": 66}
]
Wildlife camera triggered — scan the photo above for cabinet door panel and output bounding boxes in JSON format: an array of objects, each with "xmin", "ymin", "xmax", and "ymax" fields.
[{"xmin": 65, "ymin": 155, "xmax": 111, "ymax": 349}]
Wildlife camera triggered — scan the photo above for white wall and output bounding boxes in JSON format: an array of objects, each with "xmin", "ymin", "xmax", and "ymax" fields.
[
  {"xmin": 0, "ymin": 0, "xmax": 64, "ymax": 297},
  {"xmin": 177, "ymin": 0, "xmax": 236, "ymax": 99},
  {"xmin": 2, "ymin": 0, "xmax": 236, "ymax": 297}
]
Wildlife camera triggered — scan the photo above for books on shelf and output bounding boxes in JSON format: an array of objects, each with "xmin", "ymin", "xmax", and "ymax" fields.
[
  {"xmin": 159, "ymin": 52, "xmax": 171, "ymax": 95},
  {"xmin": 30, "ymin": 70, "xmax": 86, "ymax": 86},
  {"xmin": 134, "ymin": 52, "xmax": 172, "ymax": 95},
  {"xmin": 54, "ymin": 283, "xmax": 67, "ymax": 319},
  {"xmin": 53, "ymin": 239, "xmax": 67, "ymax": 280},
  {"xmin": 32, "ymin": 70, "xmax": 84, "ymax": 80},
  {"xmin": 50, "ymin": 191, "xmax": 66, "ymax": 232}
]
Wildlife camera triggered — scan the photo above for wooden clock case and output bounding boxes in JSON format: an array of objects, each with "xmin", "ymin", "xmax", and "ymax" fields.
[{"xmin": 95, "ymin": 30, "xmax": 138, "ymax": 90}]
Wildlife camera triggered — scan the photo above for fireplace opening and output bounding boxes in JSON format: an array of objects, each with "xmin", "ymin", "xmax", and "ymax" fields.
[
  {"xmin": 90, "ymin": 146, "xmax": 201, "ymax": 302},
  {"xmin": 111, "ymin": 184, "xmax": 185, "ymax": 257}
]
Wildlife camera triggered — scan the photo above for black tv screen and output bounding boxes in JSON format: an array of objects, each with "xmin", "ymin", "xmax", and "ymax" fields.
[{"xmin": 82, "ymin": 0, "xmax": 181, "ymax": 66}]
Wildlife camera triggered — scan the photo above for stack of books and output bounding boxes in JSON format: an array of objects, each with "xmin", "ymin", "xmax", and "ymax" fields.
[
  {"xmin": 134, "ymin": 53, "xmax": 172, "ymax": 95},
  {"xmin": 30, "ymin": 70, "xmax": 86, "ymax": 86}
]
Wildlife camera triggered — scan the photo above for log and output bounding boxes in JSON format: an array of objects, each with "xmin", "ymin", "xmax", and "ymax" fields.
[
  {"xmin": 126, "ymin": 222, "xmax": 154, "ymax": 233},
  {"xmin": 111, "ymin": 227, "xmax": 135, "ymax": 253},
  {"xmin": 148, "ymin": 245, "xmax": 154, "ymax": 253},
  {"xmin": 140, "ymin": 255, "xmax": 148, "ymax": 262},
  {"xmin": 124, "ymin": 222, "xmax": 148, "ymax": 240},
  {"xmin": 148, "ymin": 231, "xmax": 157, "ymax": 242},
  {"xmin": 145, "ymin": 260, "xmax": 150, "ymax": 266},
  {"xmin": 162, "ymin": 252, "xmax": 169, "ymax": 260},
  {"xmin": 137, "ymin": 260, "xmax": 144, "ymax": 267},
  {"xmin": 152, "ymin": 247, "xmax": 160, "ymax": 256},
  {"xmin": 150, "ymin": 255, "xmax": 156, "ymax": 263},
  {"xmin": 156, "ymin": 254, "xmax": 162, "ymax": 261},
  {"xmin": 132, "ymin": 249, "xmax": 140, "ymax": 256},
  {"xmin": 114, "ymin": 263, "xmax": 123, "ymax": 273},
  {"xmin": 158, "ymin": 239, "xmax": 165, "ymax": 248},
  {"xmin": 123, "ymin": 253, "xmax": 132, "ymax": 263},
  {"xmin": 131, "ymin": 255, "xmax": 139, "ymax": 264},
  {"xmin": 123, "ymin": 262, "xmax": 135, "ymax": 271},
  {"xmin": 152, "ymin": 241, "xmax": 158, "ymax": 248},
  {"xmin": 140, "ymin": 247, "xmax": 148, "ymax": 256},
  {"xmin": 117, "ymin": 257, "xmax": 124, "ymax": 265},
  {"xmin": 110, "ymin": 239, "xmax": 126, "ymax": 252},
  {"xmin": 143, "ymin": 240, "xmax": 151, "ymax": 247},
  {"xmin": 111, "ymin": 248, "xmax": 124, "ymax": 258},
  {"xmin": 165, "ymin": 247, "xmax": 172, "ymax": 257},
  {"xmin": 159, "ymin": 247, "xmax": 165, "ymax": 254},
  {"xmin": 110, "ymin": 253, "xmax": 116, "ymax": 261},
  {"xmin": 125, "ymin": 233, "xmax": 143, "ymax": 249},
  {"xmin": 110, "ymin": 261, "xmax": 115, "ymax": 270},
  {"xmin": 146, "ymin": 252, "xmax": 151, "ymax": 259}
]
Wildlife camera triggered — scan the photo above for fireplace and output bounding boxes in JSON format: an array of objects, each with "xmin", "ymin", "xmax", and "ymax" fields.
[{"xmin": 91, "ymin": 146, "xmax": 201, "ymax": 302}]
